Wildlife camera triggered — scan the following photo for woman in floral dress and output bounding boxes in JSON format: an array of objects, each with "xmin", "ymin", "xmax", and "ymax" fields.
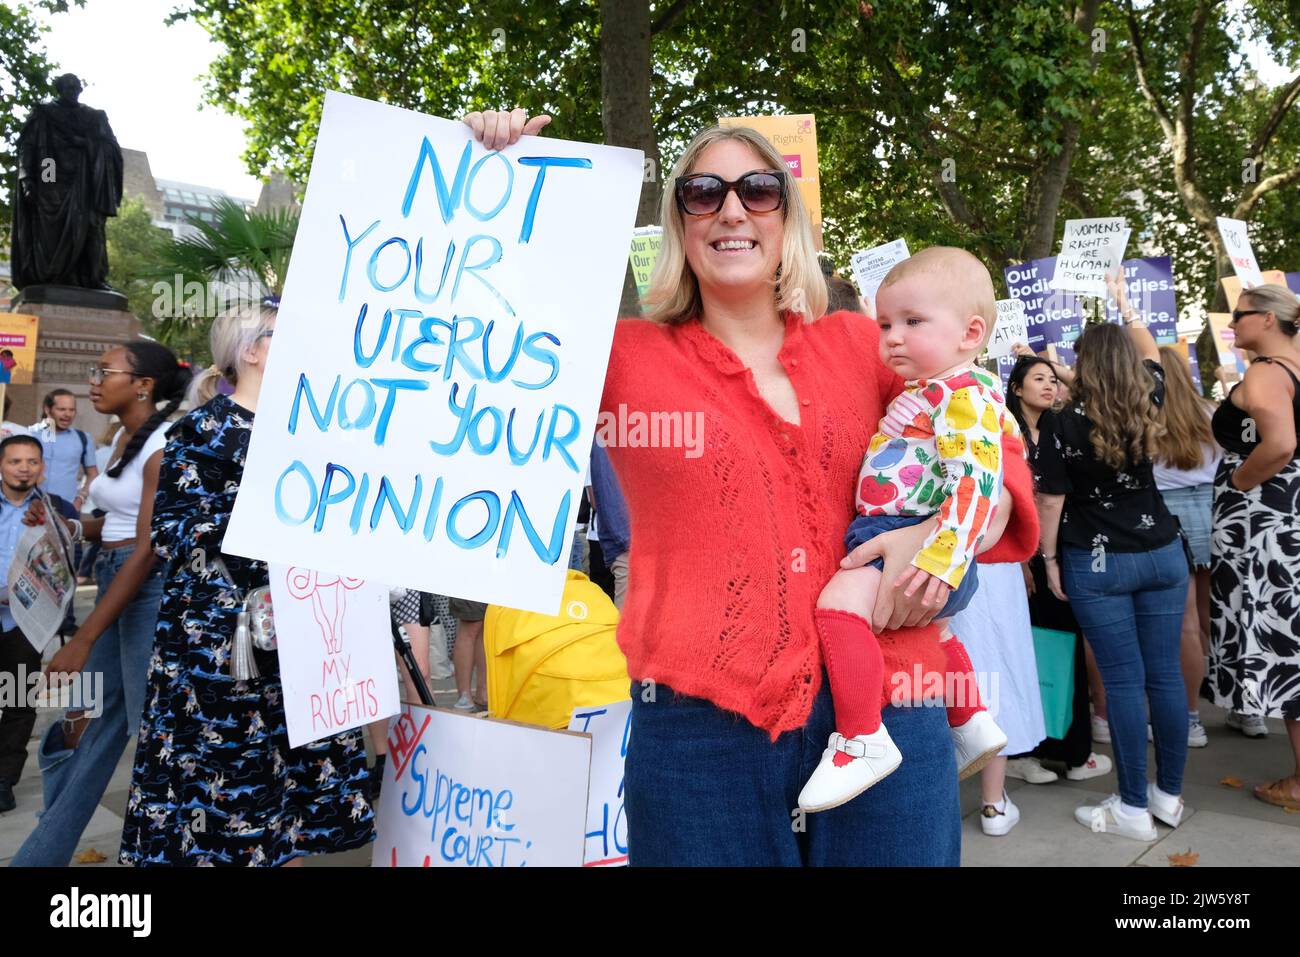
[{"xmin": 120, "ymin": 307, "xmax": 374, "ymax": 865}]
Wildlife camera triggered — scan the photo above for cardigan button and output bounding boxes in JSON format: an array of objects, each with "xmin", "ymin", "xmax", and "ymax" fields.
[{"xmin": 801, "ymin": 398, "xmax": 810, "ymax": 407}]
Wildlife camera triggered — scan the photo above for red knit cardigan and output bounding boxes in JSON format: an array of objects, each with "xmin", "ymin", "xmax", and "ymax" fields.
[{"xmin": 600, "ymin": 310, "xmax": 1039, "ymax": 739}]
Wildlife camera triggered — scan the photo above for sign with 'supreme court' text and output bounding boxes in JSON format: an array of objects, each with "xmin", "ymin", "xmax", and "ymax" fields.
[
  {"xmin": 375, "ymin": 705, "xmax": 591, "ymax": 867},
  {"xmin": 223, "ymin": 92, "xmax": 643, "ymax": 615}
]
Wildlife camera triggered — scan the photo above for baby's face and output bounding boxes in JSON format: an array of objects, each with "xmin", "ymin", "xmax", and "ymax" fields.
[{"xmin": 875, "ymin": 275, "xmax": 984, "ymax": 380}]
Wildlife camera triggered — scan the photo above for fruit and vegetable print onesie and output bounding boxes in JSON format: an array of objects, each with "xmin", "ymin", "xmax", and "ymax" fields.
[{"xmin": 818, "ymin": 364, "xmax": 1019, "ymax": 744}]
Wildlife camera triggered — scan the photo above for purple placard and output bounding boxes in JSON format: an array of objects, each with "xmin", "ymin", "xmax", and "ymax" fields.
[
  {"xmin": 1286, "ymin": 272, "xmax": 1300, "ymax": 295},
  {"xmin": 995, "ymin": 353, "xmax": 1018, "ymax": 392},
  {"xmin": 1187, "ymin": 344, "xmax": 1203, "ymax": 394},
  {"xmin": 1106, "ymin": 256, "xmax": 1178, "ymax": 344},
  {"xmin": 1003, "ymin": 257, "xmax": 1088, "ymax": 350}
]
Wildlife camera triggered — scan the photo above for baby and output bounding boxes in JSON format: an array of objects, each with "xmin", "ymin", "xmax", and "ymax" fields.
[{"xmin": 799, "ymin": 246, "xmax": 1014, "ymax": 812}]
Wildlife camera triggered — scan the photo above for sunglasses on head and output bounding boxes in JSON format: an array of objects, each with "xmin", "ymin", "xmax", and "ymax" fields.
[{"xmin": 674, "ymin": 169, "xmax": 787, "ymax": 216}]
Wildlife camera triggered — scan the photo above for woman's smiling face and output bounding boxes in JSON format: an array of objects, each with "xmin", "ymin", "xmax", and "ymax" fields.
[{"xmin": 680, "ymin": 139, "xmax": 785, "ymax": 303}]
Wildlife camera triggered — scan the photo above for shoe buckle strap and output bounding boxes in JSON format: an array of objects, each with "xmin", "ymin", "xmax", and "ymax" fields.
[{"xmin": 830, "ymin": 732, "xmax": 886, "ymax": 760}]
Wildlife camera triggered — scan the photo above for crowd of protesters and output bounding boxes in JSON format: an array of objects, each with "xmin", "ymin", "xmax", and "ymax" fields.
[{"xmin": 0, "ymin": 105, "xmax": 1296, "ymax": 867}]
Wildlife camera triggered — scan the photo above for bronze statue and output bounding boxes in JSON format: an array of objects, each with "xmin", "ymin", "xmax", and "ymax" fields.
[{"xmin": 11, "ymin": 74, "xmax": 123, "ymax": 292}]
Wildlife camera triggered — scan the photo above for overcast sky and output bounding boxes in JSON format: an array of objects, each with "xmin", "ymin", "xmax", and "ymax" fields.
[{"xmin": 34, "ymin": 0, "xmax": 262, "ymax": 200}]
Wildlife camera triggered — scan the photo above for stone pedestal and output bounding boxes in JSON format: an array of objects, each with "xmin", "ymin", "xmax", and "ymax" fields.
[{"xmin": 7, "ymin": 297, "xmax": 142, "ymax": 440}]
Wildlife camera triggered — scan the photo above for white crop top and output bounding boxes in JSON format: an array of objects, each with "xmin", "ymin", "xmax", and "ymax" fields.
[{"xmin": 88, "ymin": 422, "xmax": 173, "ymax": 542}]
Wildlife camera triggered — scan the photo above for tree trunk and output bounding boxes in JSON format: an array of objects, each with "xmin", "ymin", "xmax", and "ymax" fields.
[
  {"xmin": 1019, "ymin": 0, "xmax": 1102, "ymax": 261},
  {"xmin": 600, "ymin": 0, "xmax": 661, "ymax": 316}
]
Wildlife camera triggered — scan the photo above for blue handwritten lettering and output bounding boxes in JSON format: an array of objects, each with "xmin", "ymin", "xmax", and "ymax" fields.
[
  {"xmin": 338, "ymin": 214, "xmax": 380, "ymax": 301},
  {"xmin": 517, "ymin": 156, "xmax": 592, "ymax": 243}
]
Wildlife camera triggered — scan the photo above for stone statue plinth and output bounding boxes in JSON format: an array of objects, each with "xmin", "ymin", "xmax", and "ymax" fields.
[{"xmin": 7, "ymin": 298, "xmax": 141, "ymax": 437}]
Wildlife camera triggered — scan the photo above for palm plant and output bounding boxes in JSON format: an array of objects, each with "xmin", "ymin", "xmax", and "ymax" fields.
[{"xmin": 144, "ymin": 198, "xmax": 296, "ymax": 360}]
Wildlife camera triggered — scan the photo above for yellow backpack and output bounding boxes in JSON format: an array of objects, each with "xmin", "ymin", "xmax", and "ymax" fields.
[{"xmin": 484, "ymin": 570, "xmax": 629, "ymax": 729}]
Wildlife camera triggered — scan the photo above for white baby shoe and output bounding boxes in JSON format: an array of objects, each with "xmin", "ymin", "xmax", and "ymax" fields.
[{"xmin": 798, "ymin": 725, "xmax": 903, "ymax": 813}]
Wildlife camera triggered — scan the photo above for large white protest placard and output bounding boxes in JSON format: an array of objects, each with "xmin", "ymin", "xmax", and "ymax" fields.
[
  {"xmin": 849, "ymin": 238, "xmax": 909, "ymax": 315},
  {"xmin": 1217, "ymin": 217, "xmax": 1265, "ymax": 291},
  {"xmin": 985, "ymin": 299, "xmax": 1029, "ymax": 360},
  {"xmin": 268, "ymin": 566, "xmax": 400, "ymax": 747},
  {"xmin": 1049, "ymin": 218, "xmax": 1129, "ymax": 296},
  {"xmin": 222, "ymin": 92, "xmax": 643, "ymax": 615},
  {"xmin": 568, "ymin": 700, "xmax": 631, "ymax": 867},
  {"xmin": 375, "ymin": 704, "xmax": 591, "ymax": 867},
  {"xmin": 8, "ymin": 491, "xmax": 76, "ymax": 653}
]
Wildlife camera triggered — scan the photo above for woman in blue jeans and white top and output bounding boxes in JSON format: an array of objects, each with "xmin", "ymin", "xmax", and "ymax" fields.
[
  {"xmin": 1151, "ymin": 345, "xmax": 1222, "ymax": 747},
  {"xmin": 1034, "ymin": 272, "xmax": 1190, "ymax": 842},
  {"xmin": 11, "ymin": 342, "xmax": 189, "ymax": 866}
]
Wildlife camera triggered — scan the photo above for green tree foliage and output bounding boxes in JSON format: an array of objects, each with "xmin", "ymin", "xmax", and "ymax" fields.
[
  {"xmin": 106, "ymin": 195, "xmax": 167, "ymax": 316},
  {"xmin": 177, "ymin": 0, "xmax": 1299, "ymax": 352},
  {"xmin": 105, "ymin": 195, "xmax": 297, "ymax": 365},
  {"xmin": 144, "ymin": 198, "xmax": 299, "ymax": 364}
]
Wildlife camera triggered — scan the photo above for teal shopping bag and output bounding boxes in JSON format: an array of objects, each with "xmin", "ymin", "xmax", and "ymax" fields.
[{"xmin": 1031, "ymin": 626, "xmax": 1076, "ymax": 740}]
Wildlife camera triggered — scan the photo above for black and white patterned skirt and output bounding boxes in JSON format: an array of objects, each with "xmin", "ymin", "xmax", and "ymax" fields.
[{"xmin": 1209, "ymin": 455, "xmax": 1300, "ymax": 720}]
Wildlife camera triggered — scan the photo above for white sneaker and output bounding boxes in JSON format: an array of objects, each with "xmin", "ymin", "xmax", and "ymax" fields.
[
  {"xmin": 1006, "ymin": 757, "xmax": 1059, "ymax": 784},
  {"xmin": 1091, "ymin": 714, "xmax": 1111, "ymax": 744},
  {"xmin": 1188, "ymin": 715, "xmax": 1208, "ymax": 748},
  {"xmin": 453, "ymin": 694, "xmax": 476, "ymax": 712},
  {"xmin": 1226, "ymin": 711, "xmax": 1268, "ymax": 738},
  {"xmin": 951, "ymin": 711, "xmax": 1007, "ymax": 781},
  {"xmin": 1066, "ymin": 752, "xmax": 1113, "ymax": 781},
  {"xmin": 1074, "ymin": 794, "xmax": 1158, "ymax": 841},
  {"xmin": 798, "ymin": 726, "xmax": 903, "ymax": 812},
  {"xmin": 980, "ymin": 793, "xmax": 1020, "ymax": 836},
  {"xmin": 1148, "ymin": 783, "xmax": 1186, "ymax": 828}
]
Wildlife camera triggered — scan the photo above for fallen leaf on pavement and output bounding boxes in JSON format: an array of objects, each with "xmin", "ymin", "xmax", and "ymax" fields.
[
  {"xmin": 1285, "ymin": 807, "xmax": 1299, "ymax": 815},
  {"xmin": 1167, "ymin": 850, "xmax": 1199, "ymax": 867},
  {"xmin": 73, "ymin": 848, "xmax": 107, "ymax": 864},
  {"xmin": 1219, "ymin": 776, "xmax": 1244, "ymax": 788}
]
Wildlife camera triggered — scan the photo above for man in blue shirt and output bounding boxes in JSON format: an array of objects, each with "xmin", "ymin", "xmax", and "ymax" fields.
[
  {"xmin": 31, "ymin": 389, "xmax": 97, "ymax": 511},
  {"xmin": 0, "ymin": 435, "xmax": 52, "ymax": 811}
]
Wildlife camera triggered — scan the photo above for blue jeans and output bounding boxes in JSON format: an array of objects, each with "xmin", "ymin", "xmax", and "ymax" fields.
[
  {"xmin": 624, "ymin": 679, "xmax": 961, "ymax": 865},
  {"xmin": 1060, "ymin": 538, "xmax": 1189, "ymax": 807},
  {"xmin": 10, "ymin": 545, "xmax": 163, "ymax": 867},
  {"xmin": 845, "ymin": 513, "xmax": 978, "ymax": 618}
]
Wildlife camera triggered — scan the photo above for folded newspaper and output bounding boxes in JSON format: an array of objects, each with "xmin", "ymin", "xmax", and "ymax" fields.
[{"xmin": 6, "ymin": 490, "xmax": 76, "ymax": 653}]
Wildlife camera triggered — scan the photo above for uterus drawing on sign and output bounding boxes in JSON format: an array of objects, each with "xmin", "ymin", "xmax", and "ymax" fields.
[{"xmin": 286, "ymin": 568, "xmax": 365, "ymax": 680}]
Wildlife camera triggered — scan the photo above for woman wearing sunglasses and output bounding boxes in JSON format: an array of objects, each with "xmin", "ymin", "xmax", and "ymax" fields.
[
  {"xmin": 465, "ymin": 109, "xmax": 1039, "ymax": 865},
  {"xmin": 12, "ymin": 341, "xmax": 190, "ymax": 866},
  {"xmin": 1209, "ymin": 283, "xmax": 1300, "ymax": 811}
]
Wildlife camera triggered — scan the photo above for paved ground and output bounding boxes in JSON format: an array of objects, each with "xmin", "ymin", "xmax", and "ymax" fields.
[{"xmin": 2, "ymin": 587, "xmax": 1296, "ymax": 867}]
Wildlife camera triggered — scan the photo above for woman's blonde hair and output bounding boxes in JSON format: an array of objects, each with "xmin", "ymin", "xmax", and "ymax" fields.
[
  {"xmin": 641, "ymin": 125, "xmax": 827, "ymax": 325},
  {"xmin": 1073, "ymin": 322, "xmax": 1163, "ymax": 471},
  {"xmin": 1240, "ymin": 283, "xmax": 1300, "ymax": 336},
  {"xmin": 1154, "ymin": 345, "xmax": 1215, "ymax": 470},
  {"xmin": 189, "ymin": 305, "xmax": 276, "ymax": 406}
]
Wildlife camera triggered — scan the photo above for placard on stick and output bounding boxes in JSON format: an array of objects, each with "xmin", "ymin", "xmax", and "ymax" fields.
[
  {"xmin": 719, "ymin": 114, "xmax": 821, "ymax": 225},
  {"xmin": 985, "ymin": 299, "xmax": 1028, "ymax": 359},
  {"xmin": 628, "ymin": 226, "xmax": 662, "ymax": 299},
  {"xmin": 221, "ymin": 92, "xmax": 643, "ymax": 616},
  {"xmin": 269, "ymin": 567, "xmax": 399, "ymax": 747},
  {"xmin": 1216, "ymin": 217, "xmax": 1265, "ymax": 290},
  {"xmin": 1220, "ymin": 270, "xmax": 1288, "ymax": 311},
  {"xmin": 849, "ymin": 239, "xmax": 909, "ymax": 317},
  {"xmin": 1049, "ymin": 218, "xmax": 1129, "ymax": 296}
]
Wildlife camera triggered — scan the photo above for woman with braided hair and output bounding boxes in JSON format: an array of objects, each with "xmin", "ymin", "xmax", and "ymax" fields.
[{"xmin": 12, "ymin": 341, "xmax": 190, "ymax": 866}]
